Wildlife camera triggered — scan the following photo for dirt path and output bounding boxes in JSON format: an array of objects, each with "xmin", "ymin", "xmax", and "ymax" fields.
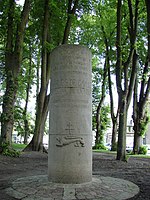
[{"xmin": 0, "ymin": 152, "xmax": 150, "ymax": 200}]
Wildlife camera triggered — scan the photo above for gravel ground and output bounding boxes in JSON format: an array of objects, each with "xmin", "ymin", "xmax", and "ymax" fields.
[
  {"xmin": 0, "ymin": 151, "xmax": 150, "ymax": 200},
  {"xmin": 93, "ymin": 152, "xmax": 150, "ymax": 200}
]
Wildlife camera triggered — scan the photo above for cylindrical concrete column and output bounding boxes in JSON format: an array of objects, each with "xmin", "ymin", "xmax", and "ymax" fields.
[{"xmin": 48, "ymin": 44, "xmax": 92, "ymax": 184}]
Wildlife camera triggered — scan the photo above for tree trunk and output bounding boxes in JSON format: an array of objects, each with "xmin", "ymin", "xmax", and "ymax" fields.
[
  {"xmin": 1, "ymin": 70, "xmax": 17, "ymax": 144},
  {"xmin": 115, "ymin": 0, "xmax": 139, "ymax": 161},
  {"xmin": 1, "ymin": 1, "xmax": 15, "ymax": 145},
  {"xmin": 95, "ymin": 103, "xmax": 101, "ymax": 145},
  {"xmin": 32, "ymin": 94, "xmax": 49, "ymax": 151},
  {"xmin": 62, "ymin": 0, "xmax": 79, "ymax": 44},
  {"xmin": 24, "ymin": 94, "xmax": 50, "ymax": 151},
  {"xmin": 116, "ymin": 94, "xmax": 127, "ymax": 161},
  {"xmin": 133, "ymin": 114, "xmax": 143, "ymax": 154},
  {"xmin": 0, "ymin": 0, "xmax": 31, "ymax": 146},
  {"xmin": 23, "ymin": 45, "xmax": 32, "ymax": 144},
  {"xmin": 132, "ymin": 75, "xmax": 143, "ymax": 154},
  {"xmin": 95, "ymin": 60, "xmax": 107, "ymax": 145},
  {"xmin": 133, "ymin": 75, "xmax": 139, "ymax": 154},
  {"xmin": 133, "ymin": 101, "xmax": 149, "ymax": 154},
  {"xmin": 111, "ymin": 117, "xmax": 118, "ymax": 151},
  {"xmin": 133, "ymin": 0, "xmax": 150, "ymax": 153},
  {"xmin": 107, "ymin": 48, "xmax": 118, "ymax": 151},
  {"xmin": 24, "ymin": 0, "xmax": 50, "ymax": 151},
  {"xmin": 101, "ymin": 22, "xmax": 119, "ymax": 151},
  {"xmin": 24, "ymin": 0, "xmax": 79, "ymax": 152}
]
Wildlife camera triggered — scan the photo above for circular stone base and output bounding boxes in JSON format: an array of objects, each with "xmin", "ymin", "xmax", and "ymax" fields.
[{"xmin": 5, "ymin": 175, "xmax": 139, "ymax": 200}]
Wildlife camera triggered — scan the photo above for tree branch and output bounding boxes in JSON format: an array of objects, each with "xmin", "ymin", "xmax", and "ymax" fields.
[
  {"xmin": 127, "ymin": 50, "xmax": 138, "ymax": 108},
  {"xmin": 6, "ymin": 0, "xmax": 15, "ymax": 54},
  {"xmin": 62, "ymin": 0, "xmax": 79, "ymax": 44},
  {"xmin": 116, "ymin": 0, "xmax": 122, "ymax": 94},
  {"xmin": 15, "ymin": 0, "xmax": 31, "ymax": 54}
]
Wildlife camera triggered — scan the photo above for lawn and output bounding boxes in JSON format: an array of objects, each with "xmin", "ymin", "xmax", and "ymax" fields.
[
  {"xmin": 93, "ymin": 149, "xmax": 150, "ymax": 158},
  {"xmin": 12, "ymin": 143, "xmax": 27, "ymax": 151}
]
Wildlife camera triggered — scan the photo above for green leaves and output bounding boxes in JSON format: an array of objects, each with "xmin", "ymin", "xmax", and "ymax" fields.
[{"xmin": 0, "ymin": 142, "xmax": 20, "ymax": 157}]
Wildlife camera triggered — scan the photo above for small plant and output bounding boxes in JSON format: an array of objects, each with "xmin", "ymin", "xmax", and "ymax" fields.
[
  {"xmin": 138, "ymin": 146, "xmax": 147, "ymax": 155},
  {"xmin": 139, "ymin": 116, "xmax": 150, "ymax": 136},
  {"xmin": 0, "ymin": 142, "xmax": 20, "ymax": 157},
  {"xmin": 93, "ymin": 143, "xmax": 107, "ymax": 150}
]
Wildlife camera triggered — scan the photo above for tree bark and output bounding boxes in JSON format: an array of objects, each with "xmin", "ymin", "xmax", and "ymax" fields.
[
  {"xmin": 24, "ymin": 0, "xmax": 79, "ymax": 152},
  {"xmin": 116, "ymin": 93, "xmax": 127, "ymax": 160},
  {"xmin": 108, "ymin": 64, "xmax": 118, "ymax": 151},
  {"xmin": 101, "ymin": 21, "xmax": 119, "ymax": 151},
  {"xmin": 95, "ymin": 100, "xmax": 103, "ymax": 145},
  {"xmin": 111, "ymin": 117, "xmax": 118, "ymax": 151},
  {"xmin": 107, "ymin": 43, "xmax": 118, "ymax": 151},
  {"xmin": 24, "ymin": 0, "xmax": 50, "ymax": 151},
  {"xmin": 95, "ymin": 60, "xmax": 107, "ymax": 145},
  {"xmin": 1, "ymin": 0, "xmax": 31, "ymax": 146},
  {"xmin": 62, "ymin": 0, "xmax": 79, "ymax": 44},
  {"xmin": 133, "ymin": 0, "xmax": 150, "ymax": 154},
  {"xmin": 23, "ymin": 44, "xmax": 32, "ymax": 144},
  {"xmin": 116, "ymin": 0, "xmax": 139, "ymax": 161}
]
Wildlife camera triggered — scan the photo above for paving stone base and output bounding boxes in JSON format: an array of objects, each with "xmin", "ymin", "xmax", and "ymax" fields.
[{"xmin": 5, "ymin": 175, "xmax": 139, "ymax": 200}]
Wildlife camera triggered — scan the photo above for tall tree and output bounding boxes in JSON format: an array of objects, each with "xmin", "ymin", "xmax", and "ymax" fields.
[
  {"xmin": 24, "ymin": 0, "xmax": 50, "ymax": 151},
  {"xmin": 133, "ymin": 0, "xmax": 150, "ymax": 154},
  {"xmin": 92, "ymin": 1, "xmax": 118, "ymax": 149},
  {"xmin": 0, "ymin": 0, "xmax": 31, "ymax": 150},
  {"xmin": 95, "ymin": 60, "xmax": 107, "ymax": 145},
  {"xmin": 23, "ymin": 43, "xmax": 34, "ymax": 144},
  {"xmin": 116, "ymin": 0, "xmax": 139, "ymax": 161},
  {"xmin": 107, "ymin": 53, "xmax": 119, "ymax": 151},
  {"xmin": 24, "ymin": 0, "xmax": 80, "ymax": 151},
  {"xmin": 101, "ymin": 17, "xmax": 118, "ymax": 151}
]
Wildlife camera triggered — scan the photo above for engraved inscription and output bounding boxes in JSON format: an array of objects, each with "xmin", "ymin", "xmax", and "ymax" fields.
[
  {"xmin": 50, "ymin": 87, "xmax": 91, "ymax": 99},
  {"xmin": 51, "ymin": 50, "xmax": 91, "ymax": 73},
  {"xmin": 51, "ymin": 78, "xmax": 91, "ymax": 90}
]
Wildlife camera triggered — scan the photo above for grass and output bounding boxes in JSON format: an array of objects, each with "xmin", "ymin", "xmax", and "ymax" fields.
[
  {"xmin": 12, "ymin": 143, "xmax": 27, "ymax": 151},
  {"xmin": 93, "ymin": 149, "xmax": 117, "ymax": 154},
  {"xmin": 11, "ymin": 144, "xmax": 150, "ymax": 158},
  {"xmin": 93, "ymin": 149, "xmax": 150, "ymax": 158}
]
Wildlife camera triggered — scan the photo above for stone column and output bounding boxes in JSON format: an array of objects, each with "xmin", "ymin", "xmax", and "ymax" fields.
[{"xmin": 48, "ymin": 44, "xmax": 92, "ymax": 184}]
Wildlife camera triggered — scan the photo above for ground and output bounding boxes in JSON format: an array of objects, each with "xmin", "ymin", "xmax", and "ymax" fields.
[{"xmin": 0, "ymin": 151, "xmax": 150, "ymax": 200}]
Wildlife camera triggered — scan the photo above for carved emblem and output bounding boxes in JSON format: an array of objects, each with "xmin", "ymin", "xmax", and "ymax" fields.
[
  {"xmin": 56, "ymin": 122, "xmax": 85, "ymax": 147},
  {"xmin": 56, "ymin": 136, "xmax": 85, "ymax": 147},
  {"xmin": 65, "ymin": 122, "xmax": 74, "ymax": 134}
]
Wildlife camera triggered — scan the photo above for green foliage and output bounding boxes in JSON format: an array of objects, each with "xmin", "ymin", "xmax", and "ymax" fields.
[
  {"xmin": 14, "ymin": 106, "xmax": 34, "ymax": 139},
  {"xmin": 0, "ymin": 0, "xmax": 149, "ymax": 157},
  {"xmin": 138, "ymin": 146, "xmax": 147, "ymax": 155},
  {"xmin": 92, "ymin": 57, "xmax": 110, "ymax": 135},
  {"xmin": 93, "ymin": 104, "xmax": 111, "ymax": 144},
  {"xmin": 0, "ymin": 142, "xmax": 20, "ymax": 157},
  {"xmin": 100, "ymin": 105, "xmax": 111, "ymax": 131},
  {"xmin": 139, "ymin": 116, "xmax": 150, "ymax": 136},
  {"xmin": 93, "ymin": 143, "xmax": 107, "ymax": 150}
]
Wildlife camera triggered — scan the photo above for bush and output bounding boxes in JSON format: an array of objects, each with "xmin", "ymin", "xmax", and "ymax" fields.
[
  {"xmin": 0, "ymin": 142, "xmax": 20, "ymax": 157},
  {"xmin": 92, "ymin": 143, "xmax": 107, "ymax": 150},
  {"xmin": 139, "ymin": 146, "xmax": 147, "ymax": 155}
]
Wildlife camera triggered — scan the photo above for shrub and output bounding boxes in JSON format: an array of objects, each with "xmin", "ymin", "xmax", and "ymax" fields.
[
  {"xmin": 138, "ymin": 146, "xmax": 147, "ymax": 155},
  {"xmin": 92, "ymin": 143, "xmax": 107, "ymax": 150},
  {"xmin": 0, "ymin": 142, "xmax": 20, "ymax": 157}
]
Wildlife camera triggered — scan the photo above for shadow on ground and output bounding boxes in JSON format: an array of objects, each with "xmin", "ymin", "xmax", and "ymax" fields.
[{"xmin": 0, "ymin": 152, "xmax": 149, "ymax": 199}]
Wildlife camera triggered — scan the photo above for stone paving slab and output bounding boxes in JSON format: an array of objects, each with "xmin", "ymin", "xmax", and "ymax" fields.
[{"xmin": 5, "ymin": 175, "xmax": 139, "ymax": 200}]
